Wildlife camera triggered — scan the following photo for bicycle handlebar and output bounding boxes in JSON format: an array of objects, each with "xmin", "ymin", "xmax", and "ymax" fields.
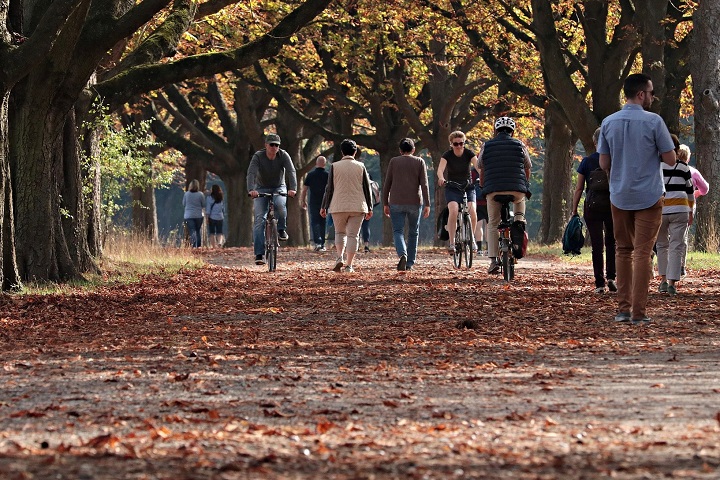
[
  {"xmin": 444, "ymin": 180, "xmax": 473, "ymax": 191},
  {"xmin": 248, "ymin": 192, "xmax": 288, "ymax": 198}
]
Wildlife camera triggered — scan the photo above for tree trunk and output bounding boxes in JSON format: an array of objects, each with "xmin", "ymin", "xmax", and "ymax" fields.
[
  {"xmin": 691, "ymin": 1, "xmax": 720, "ymax": 252},
  {"xmin": 539, "ymin": 101, "xmax": 575, "ymax": 244},
  {"xmin": 131, "ymin": 185, "xmax": 159, "ymax": 243},
  {"xmin": 1, "ymin": 91, "xmax": 20, "ymax": 291},
  {"xmin": 224, "ymin": 173, "xmax": 252, "ymax": 247}
]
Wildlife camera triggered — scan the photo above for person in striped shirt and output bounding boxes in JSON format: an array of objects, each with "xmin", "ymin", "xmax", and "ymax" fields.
[{"xmin": 656, "ymin": 149, "xmax": 694, "ymax": 296}]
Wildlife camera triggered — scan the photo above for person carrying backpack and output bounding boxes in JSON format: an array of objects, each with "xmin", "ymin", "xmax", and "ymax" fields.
[{"xmin": 571, "ymin": 127, "xmax": 616, "ymax": 294}]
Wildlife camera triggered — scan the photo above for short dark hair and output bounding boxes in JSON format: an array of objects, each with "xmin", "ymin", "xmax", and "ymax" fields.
[
  {"xmin": 399, "ymin": 138, "xmax": 414, "ymax": 153},
  {"xmin": 623, "ymin": 73, "xmax": 652, "ymax": 99},
  {"xmin": 340, "ymin": 139, "xmax": 357, "ymax": 156}
]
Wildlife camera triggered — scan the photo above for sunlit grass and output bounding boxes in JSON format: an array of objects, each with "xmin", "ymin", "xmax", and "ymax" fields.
[{"xmin": 20, "ymin": 232, "xmax": 204, "ymax": 294}]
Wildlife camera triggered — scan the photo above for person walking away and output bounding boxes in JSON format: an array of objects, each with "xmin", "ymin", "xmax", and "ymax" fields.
[
  {"xmin": 247, "ymin": 134, "xmax": 297, "ymax": 265},
  {"xmin": 320, "ymin": 139, "xmax": 373, "ymax": 272},
  {"xmin": 183, "ymin": 179, "xmax": 205, "ymax": 248},
  {"xmin": 437, "ymin": 131, "xmax": 481, "ymax": 255},
  {"xmin": 479, "ymin": 117, "xmax": 532, "ymax": 274},
  {"xmin": 382, "ymin": 138, "xmax": 431, "ymax": 271},
  {"xmin": 656, "ymin": 146, "xmax": 694, "ymax": 295},
  {"xmin": 300, "ymin": 156, "xmax": 329, "ymax": 251},
  {"xmin": 679, "ymin": 144, "xmax": 709, "ymax": 276},
  {"xmin": 598, "ymin": 73, "xmax": 676, "ymax": 324},
  {"xmin": 571, "ymin": 128, "xmax": 616, "ymax": 293},
  {"xmin": 206, "ymin": 184, "xmax": 225, "ymax": 248}
]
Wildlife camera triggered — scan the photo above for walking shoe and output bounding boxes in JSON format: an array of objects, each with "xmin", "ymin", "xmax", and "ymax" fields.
[
  {"xmin": 614, "ymin": 312, "xmax": 631, "ymax": 323},
  {"xmin": 658, "ymin": 281, "xmax": 669, "ymax": 293},
  {"xmin": 344, "ymin": 265, "xmax": 355, "ymax": 272},
  {"xmin": 255, "ymin": 254, "xmax": 266, "ymax": 265},
  {"xmin": 278, "ymin": 230, "xmax": 289, "ymax": 241},
  {"xmin": 668, "ymin": 284, "xmax": 677, "ymax": 295},
  {"xmin": 594, "ymin": 286, "xmax": 606, "ymax": 294},
  {"xmin": 364, "ymin": 245, "xmax": 370, "ymax": 253},
  {"xmin": 397, "ymin": 255, "xmax": 407, "ymax": 271},
  {"xmin": 487, "ymin": 258, "xmax": 500, "ymax": 274},
  {"xmin": 333, "ymin": 258, "xmax": 344, "ymax": 272},
  {"xmin": 631, "ymin": 316, "xmax": 652, "ymax": 325},
  {"xmin": 607, "ymin": 279, "xmax": 617, "ymax": 292}
]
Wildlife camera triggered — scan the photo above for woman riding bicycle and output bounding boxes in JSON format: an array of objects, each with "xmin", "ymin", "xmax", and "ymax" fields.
[{"xmin": 437, "ymin": 131, "xmax": 481, "ymax": 253}]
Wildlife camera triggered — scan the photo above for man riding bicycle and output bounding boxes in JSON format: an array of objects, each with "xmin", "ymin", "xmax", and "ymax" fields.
[
  {"xmin": 247, "ymin": 133, "xmax": 297, "ymax": 265},
  {"xmin": 437, "ymin": 131, "xmax": 482, "ymax": 254},
  {"xmin": 479, "ymin": 117, "xmax": 532, "ymax": 274}
]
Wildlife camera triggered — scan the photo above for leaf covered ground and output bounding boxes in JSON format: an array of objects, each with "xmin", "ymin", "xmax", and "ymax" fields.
[{"xmin": 0, "ymin": 247, "xmax": 719, "ymax": 479}]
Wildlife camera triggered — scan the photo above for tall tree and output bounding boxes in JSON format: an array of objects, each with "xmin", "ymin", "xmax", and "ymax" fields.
[
  {"xmin": 5, "ymin": 0, "xmax": 331, "ymax": 287},
  {"xmin": 691, "ymin": 0, "xmax": 720, "ymax": 251}
]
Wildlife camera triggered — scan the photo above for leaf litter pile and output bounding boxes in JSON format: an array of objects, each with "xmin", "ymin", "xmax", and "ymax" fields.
[{"xmin": 0, "ymin": 247, "xmax": 719, "ymax": 479}]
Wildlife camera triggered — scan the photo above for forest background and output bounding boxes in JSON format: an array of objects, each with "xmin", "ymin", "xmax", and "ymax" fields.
[{"xmin": 1, "ymin": 0, "xmax": 720, "ymax": 289}]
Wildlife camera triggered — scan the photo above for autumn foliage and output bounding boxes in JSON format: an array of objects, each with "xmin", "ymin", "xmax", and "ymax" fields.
[{"xmin": 0, "ymin": 247, "xmax": 718, "ymax": 478}]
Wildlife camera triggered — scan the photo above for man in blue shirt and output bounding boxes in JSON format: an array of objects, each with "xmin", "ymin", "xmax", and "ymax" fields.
[
  {"xmin": 300, "ymin": 156, "xmax": 329, "ymax": 251},
  {"xmin": 598, "ymin": 73, "xmax": 676, "ymax": 325}
]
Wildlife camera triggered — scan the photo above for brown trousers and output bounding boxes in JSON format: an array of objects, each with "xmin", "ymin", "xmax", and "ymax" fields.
[{"xmin": 611, "ymin": 199, "xmax": 663, "ymax": 319}]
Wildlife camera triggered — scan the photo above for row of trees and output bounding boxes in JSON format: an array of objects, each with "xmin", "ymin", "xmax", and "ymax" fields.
[{"xmin": 1, "ymin": 0, "xmax": 719, "ymax": 290}]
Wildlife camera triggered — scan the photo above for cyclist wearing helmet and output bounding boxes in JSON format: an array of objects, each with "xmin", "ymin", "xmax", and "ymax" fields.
[
  {"xmin": 479, "ymin": 117, "xmax": 532, "ymax": 274},
  {"xmin": 437, "ymin": 131, "xmax": 481, "ymax": 254}
]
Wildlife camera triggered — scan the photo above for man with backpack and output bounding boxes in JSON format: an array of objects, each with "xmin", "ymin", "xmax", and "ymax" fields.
[
  {"xmin": 598, "ymin": 73, "xmax": 676, "ymax": 324},
  {"xmin": 479, "ymin": 117, "xmax": 532, "ymax": 274}
]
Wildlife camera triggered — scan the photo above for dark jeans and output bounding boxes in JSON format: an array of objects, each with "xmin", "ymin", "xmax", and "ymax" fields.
[
  {"xmin": 309, "ymin": 204, "xmax": 326, "ymax": 246},
  {"xmin": 185, "ymin": 217, "xmax": 203, "ymax": 248},
  {"xmin": 584, "ymin": 206, "xmax": 615, "ymax": 288},
  {"xmin": 361, "ymin": 218, "xmax": 370, "ymax": 243}
]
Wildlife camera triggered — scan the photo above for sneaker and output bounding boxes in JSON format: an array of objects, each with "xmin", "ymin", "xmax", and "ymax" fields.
[
  {"xmin": 318, "ymin": 245, "xmax": 326, "ymax": 252},
  {"xmin": 447, "ymin": 242, "xmax": 456, "ymax": 254},
  {"xmin": 594, "ymin": 286, "xmax": 606, "ymax": 294},
  {"xmin": 314, "ymin": 244, "xmax": 322, "ymax": 252},
  {"xmin": 255, "ymin": 254, "xmax": 265, "ymax": 265},
  {"xmin": 614, "ymin": 312, "xmax": 631, "ymax": 323},
  {"xmin": 344, "ymin": 265, "xmax": 355, "ymax": 272},
  {"xmin": 333, "ymin": 258, "xmax": 344, "ymax": 272},
  {"xmin": 487, "ymin": 258, "xmax": 500, "ymax": 274},
  {"xmin": 405, "ymin": 265, "xmax": 413, "ymax": 271},
  {"xmin": 607, "ymin": 279, "xmax": 617, "ymax": 292},
  {"xmin": 658, "ymin": 281, "xmax": 669, "ymax": 293},
  {"xmin": 631, "ymin": 316, "xmax": 652, "ymax": 325},
  {"xmin": 278, "ymin": 230, "xmax": 289, "ymax": 241},
  {"xmin": 397, "ymin": 255, "xmax": 407, "ymax": 271},
  {"xmin": 364, "ymin": 245, "xmax": 370, "ymax": 253},
  {"xmin": 668, "ymin": 284, "xmax": 677, "ymax": 295}
]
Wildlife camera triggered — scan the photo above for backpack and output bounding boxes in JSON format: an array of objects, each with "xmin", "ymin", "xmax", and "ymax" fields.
[
  {"xmin": 585, "ymin": 168, "xmax": 610, "ymax": 211},
  {"xmin": 562, "ymin": 214, "xmax": 585, "ymax": 255},
  {"xmin": 370, "ymin": 180, "xmax": 381, "ymax": 207}
]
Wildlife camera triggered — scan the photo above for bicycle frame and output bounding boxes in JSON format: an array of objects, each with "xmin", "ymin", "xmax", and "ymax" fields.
[
  {"xmin": 494, "ymin": 195, "xmax": 516, "ymax": 282},
  {"xmin": 446, "ymin": 181, "xmax": 474, "ymax": 269},
  {"xmin": 253, "ymin": 192, "xmax": 286, "ymax": 272}
]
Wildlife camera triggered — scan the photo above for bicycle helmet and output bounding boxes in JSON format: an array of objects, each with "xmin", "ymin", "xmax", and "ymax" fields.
[{"xmin": 494, "ymin": 116, "xmax": 516, "ymax": 132}]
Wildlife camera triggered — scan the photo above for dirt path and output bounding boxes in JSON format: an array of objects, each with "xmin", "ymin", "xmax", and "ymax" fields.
[{"xmin": 0, "ymin": 247, "xmax": 718, "ymax": 479}]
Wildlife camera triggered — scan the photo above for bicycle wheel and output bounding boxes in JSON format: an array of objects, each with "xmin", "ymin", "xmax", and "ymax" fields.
[
  {"xmin": 502, "ymin": 242, "xmax": 512, "ymax": 282},
  {"xmin": 452, "ymin": 218, "xmax": 463, "ymax": 269},
  {"xmin": 265, "ymin": 219, "xmax": 278, "ymax": 272},
  {"xmin": 463, "ymin": 214, "xmax": 473, "ymax": 269}
]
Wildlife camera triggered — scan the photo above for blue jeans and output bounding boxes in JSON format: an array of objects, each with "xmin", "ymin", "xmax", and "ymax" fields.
[
  {"xmin": 390, "ymin": 204, "xmax": 422, "ymax": 267},
  {"xmin": 185, "ymin": 217, "xmax": 203, "ymax": 248},
  {"xmin": 253, "ymin": 188, "xmax": 287, "ymax": 256},
  {"xmin": 309, "ymin": 204, "xmax": 326, "ymax": 246}
]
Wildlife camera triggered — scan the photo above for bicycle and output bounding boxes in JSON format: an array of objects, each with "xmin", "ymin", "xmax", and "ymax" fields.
[
  {"xmin": 251, "ymin": 192, "xmax": 287, "ymax": 272},
  {"xmin": 493, "ymin": 194, "xmax": 517, "ymax": 282},
  {"xmin": 445, "ymin": 180, "xmax": 475, "ymax": 269}
]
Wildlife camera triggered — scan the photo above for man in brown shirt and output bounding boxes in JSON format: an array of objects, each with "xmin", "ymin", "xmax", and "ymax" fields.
[{"xmin": 382, "ymin": 138, "xmax": 431, "ymax": 271}]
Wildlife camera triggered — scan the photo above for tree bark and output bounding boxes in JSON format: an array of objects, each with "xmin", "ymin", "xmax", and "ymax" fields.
[
  {"xmin": 539, "ymin": 101, "xmax": 575, "ymax": 244},
  {"xmin": 691, "ymin": 1, "xmax": 720, "ymax": 251},
  {"xmin": 131, "ymin": 185, "xmax": 159, "ymax": 243}
]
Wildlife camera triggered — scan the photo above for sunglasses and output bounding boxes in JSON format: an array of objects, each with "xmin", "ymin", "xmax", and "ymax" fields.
[
  {"xmin": 268, "ymin": 143, "xmax": 280, "ymax": 148},
  {"xmin": 452, "ymin": 141, "xmax": 465, "ymax": 147}
]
